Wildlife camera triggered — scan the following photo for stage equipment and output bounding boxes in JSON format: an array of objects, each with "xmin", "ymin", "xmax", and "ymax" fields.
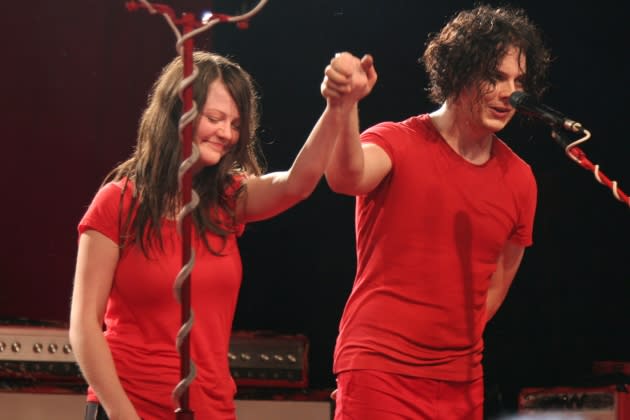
[
  {"xmin": 510, "ymin": 92, "xmax": 629, "ymax": 208},
  {"xmin": 0, "ymin": 392, "xmax": 333, "ymax": 420},
  {"xmin": 0, "ymin": 324, "xmax": 320, "ymax": 418},
  {"xmin": 510, "ymin": 91, "xmax": 585, "ymax": 134},
  {"xmin": 0, "ymin": 325, "xmax": 309, "ymax": 388},
  {"xmin": 518, "ymin": 385, "xmax": 629, "ymax": 419},
  {"xmin": 229, "ymin": 331, "xmax": 310, "ymax": 389},
  {"xmin": 236, "ymin": 399, "xmax": 332, "ymax": 420},
  {"xmin": 0, "ymin": 322, "xmax": 87, "ymax": 420},
  {"xmin": 0, "ymin": 324, "xmax": 83, "ymax": 384},
  {"xmin": 125, "ymin": 1, "xmax": 268, "ymax": 418}
]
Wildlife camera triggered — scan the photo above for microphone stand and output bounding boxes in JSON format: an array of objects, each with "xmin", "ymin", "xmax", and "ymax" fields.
[
  {"xmin": 124, "ymin": 2, "xmax": 269, "ymax": 419},
  {"xmin": 550, "ymin": 126, "xmax": 629, "ymax": 208},
  {"xmin": 550, "ymin": 126, "xmax": 571, "ymax": 149}
]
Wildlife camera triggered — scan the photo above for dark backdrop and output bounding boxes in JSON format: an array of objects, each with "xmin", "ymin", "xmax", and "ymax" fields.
[{"xmin": 2, "ymin": 0, "xmax": 628, "ymax": 415}]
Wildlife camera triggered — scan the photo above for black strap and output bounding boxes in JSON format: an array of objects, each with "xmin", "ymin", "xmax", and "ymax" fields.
[{"xmin": 85, "ymin": 402, "xmax": 109, "ymax": 420}]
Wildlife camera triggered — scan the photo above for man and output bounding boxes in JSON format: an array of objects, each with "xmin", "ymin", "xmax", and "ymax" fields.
[{"xmin": 322, "ymin": 5, "xmax": 551, "ymax": 419}]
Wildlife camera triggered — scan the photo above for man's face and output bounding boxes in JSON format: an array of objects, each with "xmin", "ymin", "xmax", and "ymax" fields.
[{"xmin": 460, "ymin": 46, "xmax": 526, "ymax": 134}]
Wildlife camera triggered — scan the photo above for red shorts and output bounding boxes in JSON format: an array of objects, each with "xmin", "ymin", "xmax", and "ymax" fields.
[{"xmin": 333, "ymin": 370, "xmax": 483, "ymax": 420}]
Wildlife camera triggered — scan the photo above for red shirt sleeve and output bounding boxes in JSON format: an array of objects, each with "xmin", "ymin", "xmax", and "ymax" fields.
[{"xmin": 78, "ymin": 180, "xmax": 128, "ymax": 244}]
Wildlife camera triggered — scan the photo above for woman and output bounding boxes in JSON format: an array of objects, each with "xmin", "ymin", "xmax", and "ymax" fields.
[{"xmin": 69, "ymin": 51, "xmax": 365, "ymax": 420}]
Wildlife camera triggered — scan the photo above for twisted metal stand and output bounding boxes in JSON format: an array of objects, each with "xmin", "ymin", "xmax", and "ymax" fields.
[
  {"xmin": 125, "ymin": 2, "xmax": 268, "ymax": 418},
  {"xmin": 551, "ymin": 128, "xmax": 629, "ymax": 208}
]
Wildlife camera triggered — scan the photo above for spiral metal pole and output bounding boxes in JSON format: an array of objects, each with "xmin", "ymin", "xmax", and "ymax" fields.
[{"xmin": 124, "ymin": 2, "xmax": 269, "ymax": 418}]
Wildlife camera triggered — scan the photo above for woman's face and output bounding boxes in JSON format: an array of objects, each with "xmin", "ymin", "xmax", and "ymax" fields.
[{"xmin": 193, "ymin": 79, "xmax": 241, "ymax": 168}]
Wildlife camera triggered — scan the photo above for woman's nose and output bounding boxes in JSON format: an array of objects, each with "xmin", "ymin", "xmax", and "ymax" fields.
[{"xmin": 217, "ymin": 122, "xmax": 233, "ymax": 142}]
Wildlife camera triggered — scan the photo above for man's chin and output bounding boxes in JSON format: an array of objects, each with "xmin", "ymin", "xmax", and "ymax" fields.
[{"xmin": 485, "ymin": 119, "xmax": 510, "ymax": 133}]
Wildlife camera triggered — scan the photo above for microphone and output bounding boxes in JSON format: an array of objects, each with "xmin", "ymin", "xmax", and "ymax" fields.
[{"xmin": 509, "ymin": 91, "xmax": 584, "ymax": 133}]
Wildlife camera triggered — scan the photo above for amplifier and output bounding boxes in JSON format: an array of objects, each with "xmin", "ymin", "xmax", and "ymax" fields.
[
  {"xmin": 0, "ymin": 391, "xmax": 332, "ymax": 420},
  {"xmin": 0, "ymin": 325, "xmax": 83, "ymax": 383},
  {"xmin": 0, "ymin": 325, "xmax": 309, "ymax": 389},
  {"xmin": 0, "ymin": 390, "xmax": 86, "ymax": 420},
  {"xmin": 236, "ymin": 399, "xmax": 331, "ymax": 420},
  {"xmin": 518, "ymin": 385, "xmax": 630, "ymax": 420},
  {"xmin": 229, "ymin": 331, "xmax": 309, "ymax": 389}
]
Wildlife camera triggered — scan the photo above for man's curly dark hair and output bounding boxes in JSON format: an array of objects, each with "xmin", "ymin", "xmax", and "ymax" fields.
[{"xmin": 422, "ymin": 4, "xmax": 551, "ymax": 104}]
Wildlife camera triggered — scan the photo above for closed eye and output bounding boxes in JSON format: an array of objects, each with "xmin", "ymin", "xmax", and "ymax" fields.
[
  {"xmin": 496, "ymin": 70, "xmax": 525, "ymax": 88},
  {"xmin": 203, "ymin": 114, "xmax": 220, "ymax": 123},
  {"xmin": 202, "ymin": 113, "xmax": 240, "ymax": 130}
]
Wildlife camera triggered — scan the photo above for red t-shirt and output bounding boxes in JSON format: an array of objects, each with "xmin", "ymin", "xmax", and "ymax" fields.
[
  {"xmin": 79, "ymin": 179, "xmax": 244, "ymax": 419},
  {"xmin": 333, "ymin": 114, "xmax": 537, "ymax": 381}
]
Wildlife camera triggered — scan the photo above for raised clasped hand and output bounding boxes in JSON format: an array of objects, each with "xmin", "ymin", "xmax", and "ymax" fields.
[{"xmin": 321, "ymin": 51, "xmax": 377, "ymax": 107}]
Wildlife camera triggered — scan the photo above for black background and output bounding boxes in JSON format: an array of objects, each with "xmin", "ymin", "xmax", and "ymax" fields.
[{"xmin": 2, "ymin": 0, "xmax": 628, "ymax": 416}]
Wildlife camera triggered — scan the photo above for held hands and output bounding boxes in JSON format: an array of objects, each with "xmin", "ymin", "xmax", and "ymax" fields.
[{"xmin": 321, "ymin": 52, "xmax": 377, "ymax": 108}]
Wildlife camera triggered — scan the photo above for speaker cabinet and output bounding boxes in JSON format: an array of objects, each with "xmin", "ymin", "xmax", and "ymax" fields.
[
  {"xmin": 0, "ymin": 391, "xmax": 332, "ymax": 420},
  {"xmin": 0, "ymin": 391, "xmax": 86, "ymax": 420},
  {"xmin": 518, "ymin": 385, "xmax": 630, "ymax": 420},
  {"xmin": 236, "ymin": 399, "xmax": 332, "ymax": 420}
]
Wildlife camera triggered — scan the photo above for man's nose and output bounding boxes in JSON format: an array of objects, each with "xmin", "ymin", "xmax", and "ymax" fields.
[{"xmin": 500, "ymin": 80, "xmax": 520, "ymax": 99}]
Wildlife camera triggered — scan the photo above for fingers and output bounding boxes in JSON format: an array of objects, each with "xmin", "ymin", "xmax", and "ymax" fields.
[
  {"xmin": 321, "ymin": 68, "xmax": 351, "ymax": 100},
  {"xmin": 321, "ymin": 51, "xmax": 377, "ymax": 103},
  {"xmin": 321, "ymin": 79, "xmax": 348, "ymax": 100},
  {"xmin": 321, "ymin": 55, "xmax": 353, "ymax": 99},
  {"xmin": 360, "ymin": 54, "xmax": 378, "ymax": 88},
  {"xmin": 325, "ymin": 64, "xmax": 352, "ymax": 89},
  {"xmin": 360, "ymin": 54, "xmax": 373, "ymax": 71},
  {"xmin": 330, "ymin": 52, "xmax": 362, "ymax": 77}
]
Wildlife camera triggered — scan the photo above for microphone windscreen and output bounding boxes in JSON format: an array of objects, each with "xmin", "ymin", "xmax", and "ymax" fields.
[{"xmin": 509, "ymin": 91, "xmax": 530, "ymax": 108}]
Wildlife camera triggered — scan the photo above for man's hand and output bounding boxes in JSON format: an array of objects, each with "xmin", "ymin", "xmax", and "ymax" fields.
[{"xmin": 321, "ymin": 52, "xmax": 377, "ymax": 108}]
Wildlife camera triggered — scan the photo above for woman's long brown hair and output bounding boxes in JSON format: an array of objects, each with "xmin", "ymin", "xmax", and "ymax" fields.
[{"xmin": 103, "ymin": 51, "xmax": 265, "ymax": 256}]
